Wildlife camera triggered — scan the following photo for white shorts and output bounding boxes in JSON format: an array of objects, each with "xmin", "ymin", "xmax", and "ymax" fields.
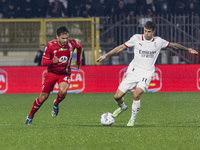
[{"xmin": 118, "ymin": 70, "xmax": 153, "ymax": 93}]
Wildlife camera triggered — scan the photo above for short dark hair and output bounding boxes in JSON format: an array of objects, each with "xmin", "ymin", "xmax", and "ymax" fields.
[
  {"xmin": 144, "ymin": 21, "xmax": 156, "ymax": 31},
  {"xmin": 40, "ymin": 44, "xmax": 45, "ymax": 46},
  {"xmin": 57, "ymin": 26, "xmax": 69, "ymax": 36}
]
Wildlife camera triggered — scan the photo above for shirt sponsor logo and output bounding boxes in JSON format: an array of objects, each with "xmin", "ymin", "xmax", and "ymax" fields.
[
  {"xmin": 42, "ymin": 67, "xmax": 85, "ymax": 93},
  {"xmin": 0, "ymin": 69, "xmax": 8, "ymax": 94},
  {"xmin": 59, "ymin": 48, "xmax": 68, "ymax": 51},
  {"xmin": 139, "ymin": 50, "xmax": 156, "ymax": 58},
  {"xmin": 59, "ymin": 56, "xmax": 68, "ymax": 63},
  {"xmin": 119, "ymin": 67, "xmax": 162, "ymax": 92}
]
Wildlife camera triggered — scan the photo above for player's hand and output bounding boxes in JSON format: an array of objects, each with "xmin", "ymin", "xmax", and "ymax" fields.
[
  {"xmin": 188, "ymin": 48, "xmax": 198, "ymax": 55},
  {"xmin": 53, "ymin": 56, "xmax": 59, "ymax": 63},
  {"xmin": 76, "ymin": 64, "xmax": 80, "ymax": 69},
  {"xmin": 96, "ymin": 55, "xmax": 106, "ymax": 62},
  {"xmin": 76, "ymin": 61, "xmax": 81, "ymax": 69}
]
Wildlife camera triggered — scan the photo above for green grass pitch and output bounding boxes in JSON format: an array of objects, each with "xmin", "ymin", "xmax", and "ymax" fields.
[{"xmin": 1, "ymin": 92, "xmax": 200, "ymax": 150}]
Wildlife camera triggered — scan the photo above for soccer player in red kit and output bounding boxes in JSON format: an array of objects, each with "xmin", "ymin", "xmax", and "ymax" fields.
[{"xmin": 25, "ymin": 26, "xmax": 82, "ymax": 125}]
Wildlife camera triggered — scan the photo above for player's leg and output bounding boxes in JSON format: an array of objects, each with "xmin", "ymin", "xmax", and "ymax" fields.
[
  {"xmin": 52, "ymin": 75, "xmax": 70, "ymax": 117},
  {"xmin": 127, "ymin": 74, "xmax": 152, "ymax": 126},
  {"xmin": 55, "ymin": 82, "xmax": 69, "ymax": 104},
  {"xmin": 114, "ymin": 89, "xmax": 125, "ymax": 108},
  {"xmin": 127, "ymin": 87, "xmax": 143, "ymax": 126},
  {"xmin": 112, "ymin": 89, "xmax": 128, "ymax": 117},
  {"xmin": 25, "ymin": 72, "xmax": 57, "ymax": 125},
  {"xmin": 25, "ymin": 92, "xmax": 50, "ymax": 125},
  {"xmin": 112, "ymin": 74, "xmax": 136, "ymax": 117}
]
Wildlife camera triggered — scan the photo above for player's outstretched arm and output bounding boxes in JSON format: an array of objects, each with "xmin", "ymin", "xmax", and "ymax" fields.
[
  {"xmin": 169, "ymin": 43, "xmax": 198, "ymax": 55},
  {"xmin": 96, "ymin": 44, "xmax": 126, "ymax": 62},
  {"xmin": 96, "ymin": 55, "xmax": 107, "ymax": 62}
]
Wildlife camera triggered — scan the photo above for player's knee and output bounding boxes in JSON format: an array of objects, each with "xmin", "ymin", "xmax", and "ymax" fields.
[
  {"xmin": 133, "ymin": 91, "xmax": 143, "ymax": 100},
  {"xmin": 114, "ymin": 94, "xmax": 122, "ymax": 101},
  {"xmin": 39, "ymin": 93, "xmax": 49, "ymax": 102},
  {"xmin": 133, "ymin": 93, "xmax": 140, "ymax": 100},
  {"xmin": 133, "ymin": 90, "xmax": 141, "ymax": 100},
  {"xmin": 59, "ymin": 84, "xmax": 69, "ymax": 95},
  {"xmin": 59, "ymin": 89, "xmax": 67, "ymax": 96},
  {"xmin": 133, "ymin": 88, "xmax": 144, "ymax": 100},
  {"xmin": 114, "ymin": 89, "xmax": 124, "ymax": 101}
]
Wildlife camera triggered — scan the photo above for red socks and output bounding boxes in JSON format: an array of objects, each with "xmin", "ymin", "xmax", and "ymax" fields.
[
  {"xmin": 54, "ymin": 92, "xmax": 66, "ymax": 105},
  {"xmin": 28, "ymin": 97, "xmax": 43, "ymax": 118},
  {"xmin": 28, "ymin": 93, "xmax": 66, "ymax": 117}
]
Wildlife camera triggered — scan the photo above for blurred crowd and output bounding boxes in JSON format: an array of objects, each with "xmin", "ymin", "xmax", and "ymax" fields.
[{"xmin": 0, "ymin": 0, "xmax": 199, "ymax": 19}]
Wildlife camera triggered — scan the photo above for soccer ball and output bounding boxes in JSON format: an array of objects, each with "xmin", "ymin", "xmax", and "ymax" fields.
[{"xmin": 100, "ymin": 112, "xmax": 115, "ymax": 126}]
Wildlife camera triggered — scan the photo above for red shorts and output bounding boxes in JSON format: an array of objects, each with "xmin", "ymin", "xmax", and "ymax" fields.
[{"xmin": 42, "ymin": 72, "xmax": 71, "ymax": 93}]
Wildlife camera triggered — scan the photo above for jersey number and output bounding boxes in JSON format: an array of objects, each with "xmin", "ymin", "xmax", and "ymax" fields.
[
  {"xmin": 63, "ymin": 76, "xmax": 70, "ymax": 83},
  {"xmin": 142, "ymin": 78, "xmax": 147, "ymax": 83}
]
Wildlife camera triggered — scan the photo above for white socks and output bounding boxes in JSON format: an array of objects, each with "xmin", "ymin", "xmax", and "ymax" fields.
[{"xmin": 131, "ymin": 100, "xmax": 141, "ymax": 121}]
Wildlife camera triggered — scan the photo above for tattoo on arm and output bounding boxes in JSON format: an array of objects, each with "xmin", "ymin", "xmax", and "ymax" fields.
[{"xmin": 169, "ymin": 43, "xmax": 188, "ymax": 51}]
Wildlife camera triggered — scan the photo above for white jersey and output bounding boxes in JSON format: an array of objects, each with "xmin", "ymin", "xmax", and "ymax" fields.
[{"xmin": 124, "ymin": 34, "xmax": 169, "ymax": 73}]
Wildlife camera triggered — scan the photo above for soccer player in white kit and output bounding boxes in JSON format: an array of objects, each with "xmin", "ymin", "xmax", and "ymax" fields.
[{"xmin": 96, "ymin": 21, "xmax": 198, "ymax": 126}]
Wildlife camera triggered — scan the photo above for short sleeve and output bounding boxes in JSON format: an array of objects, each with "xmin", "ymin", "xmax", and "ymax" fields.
[
  {"xmin": 124, "ymin": 34, "xmax": 137, "ymax": 48},
  {"xmin": 160, "ymin": 38, "xmax": 170, "ymax": 49}
]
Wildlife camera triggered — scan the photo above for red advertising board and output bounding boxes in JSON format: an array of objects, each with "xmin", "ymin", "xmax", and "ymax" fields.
[
  {"xmin": 0, "ymin": 65, "xmax": 200, "ymax": 94},
  {"xmin": 0, "ymin": 69, "xmax": 8, "ymax": 94}
]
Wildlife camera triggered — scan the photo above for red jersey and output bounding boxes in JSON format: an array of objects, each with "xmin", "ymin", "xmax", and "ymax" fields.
[{"xmin": 42, "ymin": 39, "xmax": 82, "ymax": 74}]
